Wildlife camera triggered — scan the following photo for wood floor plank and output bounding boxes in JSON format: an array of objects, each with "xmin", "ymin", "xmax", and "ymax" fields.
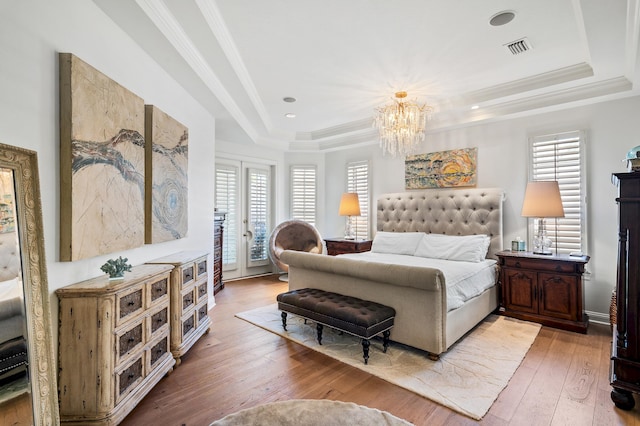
[{"xmin": 119, "ymin": 275, "xmax": 640, "ymax": 426}]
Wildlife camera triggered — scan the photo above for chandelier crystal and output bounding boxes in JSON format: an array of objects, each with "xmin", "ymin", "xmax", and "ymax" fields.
[{"xmin": 373, "ymin": 91, "xmax": 432, "ymax": 157}]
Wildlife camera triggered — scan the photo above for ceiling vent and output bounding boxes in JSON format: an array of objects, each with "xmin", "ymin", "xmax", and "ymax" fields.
[{"xmin": 505, "ymin": 37, "xmax": 532, "ymax": 55}]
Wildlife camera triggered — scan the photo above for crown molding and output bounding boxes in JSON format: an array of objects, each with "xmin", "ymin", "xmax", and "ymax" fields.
[
  {"xmin": 472, "ymin": 75, "xmax": 632, "ymax": 118},
  {"xmin": 453, "ymin": 63, "xmax": 594, "ymax": 106},
  {"xmin": 136, "ymin": 0, "xmax": 260, "ymax": 141},
  {"xmin": 295, "ymin": 118, "xmax": 373, "ymax": 141},
  {"xmin": 195, "ymin": 0, "xmax": 274, "ymax": 133}
]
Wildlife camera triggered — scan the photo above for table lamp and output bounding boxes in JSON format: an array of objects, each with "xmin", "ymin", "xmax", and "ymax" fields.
[
  {"xmin": 339, "ymin": 193, "xmax": 361, "ymax": 240},
  {"xmin": 521, "ymin": 181, "xmax": 565, "ymax": 255}
]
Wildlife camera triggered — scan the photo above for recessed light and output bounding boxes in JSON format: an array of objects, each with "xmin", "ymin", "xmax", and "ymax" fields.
[
  {"xmin": 283, "ymin": 97, "xmax": 297, "ymax": 103},
  {"xmin": 285, "ymin": 113, "xmax": 296, "ymax": 118},
  {"xmin": 489, "ymin": 11, "xmax": 515, "ymax": 26},
  {"xmin": 471, "ymin": 105, "xmax": 480, "ymax": 110}
]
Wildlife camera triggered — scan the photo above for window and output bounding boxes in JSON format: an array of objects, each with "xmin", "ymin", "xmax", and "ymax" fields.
[
  {"xmin": 290, "ymin": 165, "xmax": 317, "ymax": 226},
  {"xmin": 529, "ymin": 131, "xmax": 586, "ymax": 254},
  {"xmin": 346, "ymin": 160, "xmax": 369, "ymax": 239},
  {"xmin": 215, "ymin": 164, "xmax": 238, "ymax": 267}
]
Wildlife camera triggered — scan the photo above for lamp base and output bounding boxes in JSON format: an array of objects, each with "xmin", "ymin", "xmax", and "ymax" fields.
[
  {"xmin": 533, "ymin": 219, "xmax": 554, "ymax": 255},
  {"xmin": 344, "ymin": 216, "xmax": 356, "ymax": 240}
]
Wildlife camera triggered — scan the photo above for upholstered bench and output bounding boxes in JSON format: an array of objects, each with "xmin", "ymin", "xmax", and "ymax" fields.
[{"xmin": 276, "ymin": 288, "xmax": 395, "ymax": 364}]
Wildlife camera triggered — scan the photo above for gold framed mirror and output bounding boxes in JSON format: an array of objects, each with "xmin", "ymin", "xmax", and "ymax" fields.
[{"xmin": 0, "ymin": 143, "xmax": 59, "ymax": 425}]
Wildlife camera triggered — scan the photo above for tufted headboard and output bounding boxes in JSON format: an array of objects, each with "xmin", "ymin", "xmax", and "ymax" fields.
[
  {"xmin": 0, "ymin": 231, "xmax": 21, "ymax": 282},
  {"xmin": 377, "ymin": 187, "xmax": 505, "ymax": 259}
]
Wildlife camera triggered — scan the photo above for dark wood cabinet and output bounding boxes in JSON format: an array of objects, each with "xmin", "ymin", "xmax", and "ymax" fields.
[
  {"xmin": 497, "ymin": 250, "xmax": 589, "ymax": 333},
  {"xmin": 324, "ymin": 238, "xmax": 372, "ymax": 256},
  {"xmin": 213, "ymin": 211, "xmax": 226, "ymax": 295},
  {"xmin": 611, "ymin": 172, "xmax": 640, "ymax": 410}
]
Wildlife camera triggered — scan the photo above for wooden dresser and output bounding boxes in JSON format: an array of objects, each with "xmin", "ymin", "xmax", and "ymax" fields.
[
  {"xmin": 611, "ymin": 172, "xmax": 640, "ymax": 410},
  {"xmin": 213, "ymin": 211, "xmax": 226, "ymax": 294},
  {"xmin": 57, "ymin": 264, "xmax": 175, "ymax": 425},
  {"xmin": 496, "ymin": 250, "xmax": 590, "ymax": 333},
  {"xmin": 146, "ymin": 251, "xmax": 211, "ymax": 365}
]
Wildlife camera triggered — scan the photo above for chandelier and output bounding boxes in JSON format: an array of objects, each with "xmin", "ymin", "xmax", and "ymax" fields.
[{"xmin": 373, "ymin": 91, "xmax": 432, "ymax": 157}]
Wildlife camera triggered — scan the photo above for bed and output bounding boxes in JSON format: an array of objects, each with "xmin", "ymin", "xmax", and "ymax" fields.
[
  {"xmin": 282, "ymin": 187, "xmax": 505, "ymax": 358},
  {"xmin": 0, "ymin": 231, "xmax": 27, "ymax": 385}
]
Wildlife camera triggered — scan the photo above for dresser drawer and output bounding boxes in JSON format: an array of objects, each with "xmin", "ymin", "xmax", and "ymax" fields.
[
  {"xmin": 116, "ymin": 356, "xmax": 144, "ymax": 403},
  {"xmin": 196, "ymin": 281, "xmax": 207, "ymax": 303},
  {"xmin": 197, "ymin": 259, "xmax": 207, "ymax": 279},
  {"xmin": 149, "ymin": 277, "xmax": 169, "ymax": 305},
  {"xmin": 181, "ymin": 311, "xmax": 196, "ymax": 340},
  {"xmin": 196, "ymin": 300, "xmax": 208, "ymax": 325},
  {"xmin": 147, "ymin": 333, "xmax": 170, "ymax": 372},
  {"xmin": 149, "ymin": 305, "xmax": 169, "ymax": 338},
  {"xmin": 182, "ymin": 264, "xmax": 195, "ymax": 288},
  {"xmin": 182, "ymin": 287, "xmax": 196, "ymax": 311},
  {"xmin": 116, "ymin": 320, "xmax": 144, "ymax": 366},
  {"xmin": 116, "ymin": 285, "xmax": 144, "ymax": 326},
  {"xmin": 502, "ymin": 256, "xmax": 576, "ymax": 273}
]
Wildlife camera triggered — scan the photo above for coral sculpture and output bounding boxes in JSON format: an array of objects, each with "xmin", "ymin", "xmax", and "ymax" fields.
[{"xmin": 100, "ymin": 256, "xmax": 132, "ymax": 279}]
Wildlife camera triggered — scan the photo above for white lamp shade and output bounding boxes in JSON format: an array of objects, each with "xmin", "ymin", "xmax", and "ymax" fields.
[
  {"xmin": 521, "ymin": 181, "xmax": 565, "ymax": 218},
  {"xmin": 339, "ymin": 193, "xmax": 361, "ymax": 216}
]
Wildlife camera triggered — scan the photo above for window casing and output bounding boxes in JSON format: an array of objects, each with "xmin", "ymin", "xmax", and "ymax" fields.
[
  {"xmin": 346, "ymin": 160, "xmax": 370, "ymax": 239},
  {"xmin": 528, "ymin": 131, "xmax": 587, "ymax": 254},
  {"xmin": 290, "ymin": 165, "xmax": 317, "ymax": 226}
]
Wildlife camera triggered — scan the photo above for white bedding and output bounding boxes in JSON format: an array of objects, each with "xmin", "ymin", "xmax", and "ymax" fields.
[{"xmin": 338, "ymin": 252, "xmax": 497, "ymax": 311}]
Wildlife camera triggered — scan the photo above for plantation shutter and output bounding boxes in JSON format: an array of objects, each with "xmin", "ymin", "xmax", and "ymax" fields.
[
  {"xmin": 346, "ymin": 160, "xmax": 370, "ymax": 239},
  {"xmin": 247, "ymin": 167, "xmax": 270, "ymax": 265},
  {"xmin": 290, "ymin": 165, "xmax": 317, "ymax": 226},
  {"xmin": 214, "ymin": 164, "xmax": 238, "ymax": 267},
  {"xmin": 529, "ymin": 131, "xmax": 586, "ymax": 254}
]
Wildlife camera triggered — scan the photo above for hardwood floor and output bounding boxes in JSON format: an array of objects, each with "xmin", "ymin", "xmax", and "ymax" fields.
[{"xmin": 121, "ymin": 275, "xmax": 640, "ymax": 426}]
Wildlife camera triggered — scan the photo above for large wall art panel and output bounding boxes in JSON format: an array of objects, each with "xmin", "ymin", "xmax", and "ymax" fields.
[
  {"xmin": 144, "ymin": 105, "xmax": 188, "ymax": 244},
  {"xmin": 59, "ymin": 53, "xmax": 145, "ymax": 261}
]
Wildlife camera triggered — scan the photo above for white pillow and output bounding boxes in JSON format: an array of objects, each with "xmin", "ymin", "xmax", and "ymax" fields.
[
  {"xmin": 414, "ymin": 234, "xmax": 491, "ymax": 262},
  {"xmin": 370, "ymin": 232, "xmax": 425, "ymax": 255}
]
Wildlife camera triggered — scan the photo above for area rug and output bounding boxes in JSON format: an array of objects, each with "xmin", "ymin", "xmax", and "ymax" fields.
[
  {"xmin": 210, "ymin": 399, "xmax": 413, "ymax": 425},
  {"xmin": 236, "ymin": 304, "xmax": 541, "ymax": 420}
]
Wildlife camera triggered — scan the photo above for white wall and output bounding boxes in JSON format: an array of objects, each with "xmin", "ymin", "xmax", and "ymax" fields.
[
  {"xmin": 324, "ymin": 96, "xmax": 640, "ymax": 319},
  {"xmin": 0, "ymin": 0, "xmax": 217, "ymax": 329}
]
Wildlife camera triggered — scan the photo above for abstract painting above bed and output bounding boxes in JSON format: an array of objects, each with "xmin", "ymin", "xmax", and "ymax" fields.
[{"xmin": 405, "ymin": 147, "xmax": 477, "ymax": 189}]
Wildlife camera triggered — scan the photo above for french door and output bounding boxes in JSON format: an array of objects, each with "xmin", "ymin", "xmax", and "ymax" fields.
[{"xmin": 215, "ymin": 159, "xmax": 273, "ymax": 279}]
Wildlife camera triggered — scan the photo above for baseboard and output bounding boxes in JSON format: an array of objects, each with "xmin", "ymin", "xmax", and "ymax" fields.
[{"xmin": 586, "ymin": 310, "xmax": 610, "ymax": 325}]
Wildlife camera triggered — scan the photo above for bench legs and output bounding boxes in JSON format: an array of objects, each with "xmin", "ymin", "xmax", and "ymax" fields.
[
  {"xmin": 280, "ymin": 311, "xmax": 391, "ymax": 364},
  {"xmin": 362, "ymin": 339, "xmax": 370, "ymax": 364},
  {"xmin": 382, "ymin": 330, "xmax": 390, "ymax": 353}
]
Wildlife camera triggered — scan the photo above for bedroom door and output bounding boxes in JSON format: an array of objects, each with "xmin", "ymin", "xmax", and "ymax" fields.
[{"xmin": 215, "ymin": 159, "xmax": 273, "ymax": 280}]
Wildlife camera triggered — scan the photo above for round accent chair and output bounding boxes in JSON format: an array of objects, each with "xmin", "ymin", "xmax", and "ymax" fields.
[{"xmin": 268, "ymin": 220, "xmax": 323, "ymax": 281}]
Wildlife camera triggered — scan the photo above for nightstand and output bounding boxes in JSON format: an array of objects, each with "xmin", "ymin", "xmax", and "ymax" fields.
[
  {"xmin": 324, "ymin": 238, "xmax": 372, "ymax": 256},
  {"xmin": 496, "ymin": 250, "xmax": 590, "ymax": 333}
]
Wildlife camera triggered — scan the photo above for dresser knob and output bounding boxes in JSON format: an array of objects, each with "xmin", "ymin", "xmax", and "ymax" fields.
[{"xmin": 515, "ymin": 261, "xmax": 521, "ymax": 268}]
